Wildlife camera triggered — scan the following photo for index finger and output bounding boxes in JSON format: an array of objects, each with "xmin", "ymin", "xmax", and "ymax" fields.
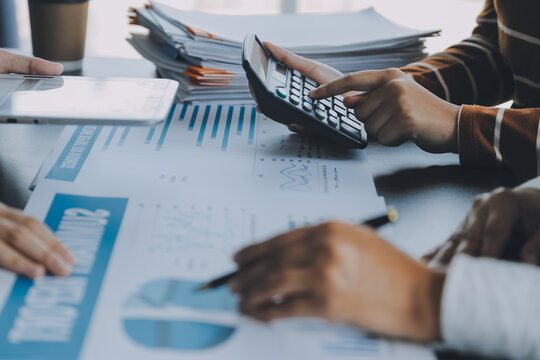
[
  {"xmin": 309, "ymin": 70, "xmax": 391, "ymax": 100},
  {"xmin": 0, "ymin": 49, "xmax": 63, "ymax": 75}
]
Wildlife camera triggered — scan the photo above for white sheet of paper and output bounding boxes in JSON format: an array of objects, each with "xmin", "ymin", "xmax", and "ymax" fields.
[
  {"xmin": 151, "ymin": 1, "xmax": 437, "ymax": 51},
  {"xmin": 0, "ymin": 104, "xmax": 435, "ymax": 359}
]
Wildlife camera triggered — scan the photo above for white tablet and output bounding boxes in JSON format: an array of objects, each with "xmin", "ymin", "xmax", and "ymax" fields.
[{"xmin": 0, "ymin": 74, "xmax": 179, "ymax": 125}]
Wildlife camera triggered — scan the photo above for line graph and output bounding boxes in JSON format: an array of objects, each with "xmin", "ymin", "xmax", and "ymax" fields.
[
  {"xmin": 279, "ymin": 163, "xmax": 313, "ymax": 192},
  {"xmin": 148, "ymin": 205, "xmax": 252, "ymax": 255}
]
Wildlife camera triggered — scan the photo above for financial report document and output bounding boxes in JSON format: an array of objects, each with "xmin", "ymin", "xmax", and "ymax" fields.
[{"xmin": 0, "ymin": 104, "xmax": 434, "ymax": 359}]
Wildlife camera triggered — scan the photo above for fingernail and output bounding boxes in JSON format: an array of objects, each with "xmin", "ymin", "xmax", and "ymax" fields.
[
  {"xmin": 28, "ymin": 264, "xmax": 45, "ymax": 279},
  {"xmin": 55, "ymin": 258, "xmax": 73, "ymax": 276},
  {"xmin": 308, "ymin": 90, "xmax": 316, "ymax": 97},
  {"xmin": 64, "ymin": 252, "xmax": 77, "ymax": 265}
]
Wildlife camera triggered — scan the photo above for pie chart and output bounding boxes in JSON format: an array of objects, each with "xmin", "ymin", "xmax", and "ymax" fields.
[{"xmin": 123, "ymin": 278, "xmax": 237, "ymax": 350}]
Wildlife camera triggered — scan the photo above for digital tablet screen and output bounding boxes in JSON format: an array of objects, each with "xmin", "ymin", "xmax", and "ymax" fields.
[{"xmin": 0, "ymin": 75, "xmax": 178, "ymax": 124}]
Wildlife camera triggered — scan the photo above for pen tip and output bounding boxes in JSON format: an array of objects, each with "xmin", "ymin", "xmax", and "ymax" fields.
[{"xmin": 195, "ymin": 284, "xmax": 208, "ymax": 292}]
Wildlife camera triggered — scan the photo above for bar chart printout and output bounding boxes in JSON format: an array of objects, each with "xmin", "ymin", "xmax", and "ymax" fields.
[{"xmin": 17, "ymin": 103, "xmax": 435, "ymax": 359}]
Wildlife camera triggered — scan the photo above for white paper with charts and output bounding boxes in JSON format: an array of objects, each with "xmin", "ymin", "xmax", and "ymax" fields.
[{"xmin": 0, "ymin": 104, "xmax": 435, "ymax": 359}]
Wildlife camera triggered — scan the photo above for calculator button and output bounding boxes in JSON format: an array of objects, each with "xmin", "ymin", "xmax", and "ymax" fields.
[
  {"xmin": 328, "ymin": 109, "xmax": 338, "ymax": 118},
  {"xmin": 315, "ymin": 108, "xmax": 326, "ymax": 120},
  {"xmin": 327, "ymin": 115, "xmax": 339, "ymax": 127},
  {"xmin": 347, "ymin": 114, "xmax": 362, "ymax": 127},
  {"xmin": 303, "ymin": 88, "xmax": 310, "ymax": 96},
  {"xmin": 305, "ymin": 77, "xmax": 317, "ymax": 87},
  {"xmin": 335, "ymin": 94, "xmax": 345, "ymax": 104},
  {"xmin": 302, "ymin": 101, "xmax": 313, "ymax": 112},
  {"xmin": 303, "ymin": 95, "xmax": 313, "ymax": 104},
  {"xmin": 290, "ymin": 94, "xmax": 300, "ymax": 105},
  {"xmin": 340, "ymin": 116, "xmax": 362, "ymax": 131},
  {"xmin": 290, "ymin": 88, "xmax": 301, "ymax": 98},
  {"xmin": 293, "ymin": 70, "xmax": 302, "ymax": 78},
  {"xmin": 334, "ymin": 105, "xmax": 347, "ymax": 117},
  {"xmin": 291, "ymin": 81, "xmax": 301, "ymax": 91},
  {"xmin": 340, "ymin": 122, "xmax": 362, "ymax": 139},
  {"xmin": 276, "ymin": 88, "xmax": 287, "ymax": 99},
  {"xmin": 320, "ymin": 98, "xmax": 332, "ymax": 108},
  {"xmin": 304, "ymin": 82, "xmax": 316, "ymax": 91}
]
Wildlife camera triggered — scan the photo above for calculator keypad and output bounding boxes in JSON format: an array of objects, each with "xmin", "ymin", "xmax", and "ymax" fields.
[{"xmin": 285, "ymin": 71, "xmax": 365, "ymax": 143}]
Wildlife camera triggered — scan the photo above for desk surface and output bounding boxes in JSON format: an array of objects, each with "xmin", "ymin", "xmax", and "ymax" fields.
[{"xmin": 0, "ymin": 55, "xmax": 521, "ymax": 359}]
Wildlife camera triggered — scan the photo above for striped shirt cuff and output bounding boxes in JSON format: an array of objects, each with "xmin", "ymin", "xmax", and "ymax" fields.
[{"xmin": 457, "ymin": 105, "xmax": 499, "ymax": 167}]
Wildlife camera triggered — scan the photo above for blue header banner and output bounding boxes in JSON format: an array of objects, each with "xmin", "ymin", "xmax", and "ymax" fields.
[
  {"xmin": 46, "ymin": 126, "xmax": 102, "ymax": 182},
  {"xmin": 0, "ymin": 194, "xmax": 128, "ymax": 359}
]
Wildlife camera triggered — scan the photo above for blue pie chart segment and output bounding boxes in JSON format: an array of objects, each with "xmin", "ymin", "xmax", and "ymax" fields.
[
  {"xmin": 124, "ymin": 319, "xmax": 236, "ymax": 350},
  {"xmin": 123, "ymin": 278, "xmax": 237, "ymax": 350}
]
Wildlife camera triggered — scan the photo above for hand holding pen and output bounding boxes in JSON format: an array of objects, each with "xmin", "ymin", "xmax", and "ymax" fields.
[
  {"xmin": 198, "ymin": 208, "xmax": 398, "ymax": 291},
  {"xmin": 198, "ymin": 207, "xmax": 443, "ymax": 342}
]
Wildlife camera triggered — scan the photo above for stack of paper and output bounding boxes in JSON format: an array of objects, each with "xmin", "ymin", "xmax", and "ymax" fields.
[{"xmin": 128, "ymin": 1, "xmax": 439, "ymax": 103}]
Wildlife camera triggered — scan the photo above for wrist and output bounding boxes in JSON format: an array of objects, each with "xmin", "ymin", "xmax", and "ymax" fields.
[{"xmin": 405, "ymin": 266, "xmax": 445, "ymax": 342}]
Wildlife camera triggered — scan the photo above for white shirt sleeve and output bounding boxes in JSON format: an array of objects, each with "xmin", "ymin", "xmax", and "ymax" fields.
[
  {"xmin": 518, "ymin": 176, "xmax": 540, "ymax": 189},
  {"xmin": 441, "ymin": 254, "xmax": 540, "ymax": 359}
]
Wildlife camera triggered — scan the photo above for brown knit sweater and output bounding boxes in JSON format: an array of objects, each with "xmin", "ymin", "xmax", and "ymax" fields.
[{"xmin": 401, "ymin": 0, "xmax": 540, "ymax": 179}]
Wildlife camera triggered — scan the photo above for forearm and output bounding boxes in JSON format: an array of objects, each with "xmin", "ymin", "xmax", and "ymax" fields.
[
  {"xmin": 458, "ymin": 106, "xmax": 540, "ymax": 179},
  {"xmin": 401, "ymin": 0, "xmax": 513, "ymax": 106},
  {"xmin": 441, "ymin": 255, "xmax": 540, "ymax": 359}
]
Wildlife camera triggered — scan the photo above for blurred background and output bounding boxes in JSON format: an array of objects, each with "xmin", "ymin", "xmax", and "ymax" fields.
[{"xmin": 9, "ymin": 0, "xmax": 484, "ymax": 58}]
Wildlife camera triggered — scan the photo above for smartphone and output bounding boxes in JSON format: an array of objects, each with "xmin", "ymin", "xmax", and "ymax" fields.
[
  {"xmin": 241, "ymin": 34, "xmax": 367, "ymax": 149},
  {"xmin": 0, "ymin": 74, "xmax": 178, "ymax": 125}
]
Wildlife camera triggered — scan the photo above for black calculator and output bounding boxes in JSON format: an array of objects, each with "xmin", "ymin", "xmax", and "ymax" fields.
[{"xmin": 241, "ymin": 34, "xmax": 367, "ymax": 149}]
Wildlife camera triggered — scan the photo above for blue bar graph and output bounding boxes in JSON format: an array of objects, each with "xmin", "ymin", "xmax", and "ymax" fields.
[
  {"xmin": 210, "ymin": 105, "xmax": 222, "ymax": 139},
  {"xmin": 248, "ymin": 107, "xmax": 256, "ymax": 145},
  {"xmin": 118, "ymin": 127, "xmax": 130, "ymax": 146},
  {"xmin": 237, "ymin": 106, "xmax": 245, "ymax": 135},
  {"xmin": 221, "ymin": 106, "xmax": 234, "ymax": 151},
  {"xmin": 179, "ymin": 103, "xmax": 188, "ymax": 121},
  {"xmin": 102, "ymin": 126, "xmax": 117, "ymax": 150},
  {"xmin": 156, "ymin": 103, "xmax": 177, "ymax": 151},
  {"xmin": 196, "ymin": 105, "xmax": 211, "ymax": 147},
  {"xmin": 145, "ymin": 127, "xmax": 156, "ymax": 144},
  {"xmin": 188, "ymin": 105, "xmax": 200, "ymax": 131}
]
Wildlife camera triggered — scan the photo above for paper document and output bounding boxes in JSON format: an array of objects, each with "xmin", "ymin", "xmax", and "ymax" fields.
[
  {"xmin": 0, "ymin": 104, "xmax": 435, "ymax": 359},
  {"xmin": 128, "ymin": 3, "xmax": 438, "ymax": 102}
]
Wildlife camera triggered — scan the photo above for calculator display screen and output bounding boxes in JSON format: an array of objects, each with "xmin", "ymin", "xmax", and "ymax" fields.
[{"xmin": 250, "ymin": 40, "xmax": 269, "ymax": 82}]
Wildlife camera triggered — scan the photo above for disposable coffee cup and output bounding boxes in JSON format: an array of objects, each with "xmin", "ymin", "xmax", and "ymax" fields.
[{"xmin": 28, "ymin": 0, "xmax": 89, "ymax": 72}]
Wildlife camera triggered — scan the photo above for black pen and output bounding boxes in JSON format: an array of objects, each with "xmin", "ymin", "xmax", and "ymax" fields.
[{"xmin": 196, "ymin": 206, "xmax": 399, "ymax": 292}]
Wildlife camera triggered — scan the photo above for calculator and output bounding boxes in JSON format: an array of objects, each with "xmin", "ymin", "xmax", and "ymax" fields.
[{"xmin": 241, "ymin": 34, "xmax": 367, "ymax": 149}]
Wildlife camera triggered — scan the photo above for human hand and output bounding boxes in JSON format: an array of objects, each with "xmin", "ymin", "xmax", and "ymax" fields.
[
  {"xmin": 309, "ymin": 68, "xmax": 460, "ymax": 153},
  {"xmin": 230, "ymin": 222, "xmax": 445, "ymax": 342},
  {"xmin": 424, "ymin": 187, "xmax": 540, "ymax": 266},
  {"xmin": 0, "ymin": 203, "xmax": 75, "ymax": 278},
  {"xmin": 0, "ymin": 48, "xmax": 63, "ymax": 75},
  {"xmin": 250, "ymin": 43, "xmax": 343, "ymax": 133}
]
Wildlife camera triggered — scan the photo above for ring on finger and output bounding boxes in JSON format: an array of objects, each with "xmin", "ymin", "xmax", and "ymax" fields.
[{"xmin": 271, "ymin": 293, "xmax": 284, "ymax": 304}]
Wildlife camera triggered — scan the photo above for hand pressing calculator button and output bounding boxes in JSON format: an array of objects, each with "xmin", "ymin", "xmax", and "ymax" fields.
[{"xmin": 242, "ymin": 34, "xmax": 367, "ymax": 149}]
